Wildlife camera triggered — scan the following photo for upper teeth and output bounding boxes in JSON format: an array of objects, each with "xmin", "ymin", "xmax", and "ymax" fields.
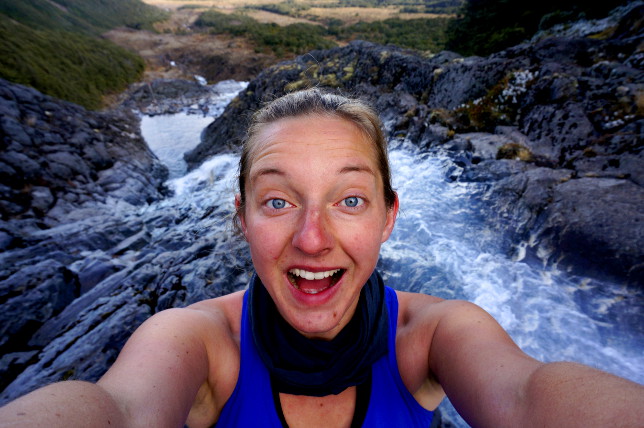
[{"xmin": 289, "ymin": 268, "xmax": 340, "ymax": 280}]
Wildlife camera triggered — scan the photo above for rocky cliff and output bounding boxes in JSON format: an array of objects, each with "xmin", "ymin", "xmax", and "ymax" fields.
[
  {"xmin": 0, "ymin": 79, "xmax": 169, "ymax": 231},
  {"xmin": 0, "ymin": 79, "xmax": 174, "ymax": 398},
  {"xmin": 186, "ymin": 1, "xmax": 643, "ymax": 285}
]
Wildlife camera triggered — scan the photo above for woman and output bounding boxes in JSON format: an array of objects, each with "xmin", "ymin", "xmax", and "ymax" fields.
[{"xmin": 0, "ymin": 88, "xmax": 642, "ymax": 428}]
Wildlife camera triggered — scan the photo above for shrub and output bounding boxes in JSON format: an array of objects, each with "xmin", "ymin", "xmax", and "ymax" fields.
[
  {"xmin": 195, "ymin": 10, "xmax": 336, "ymax": 55},
  {"xmin": 0, "ymin": 16, "xmax": 144, "ymax": 109},
  {"xmin": 338, "ymin": 17, "xmax": 451, "ymax": 52}
]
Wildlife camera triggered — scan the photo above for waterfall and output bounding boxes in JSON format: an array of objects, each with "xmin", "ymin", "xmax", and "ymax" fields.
[{"xmin": 141, "ymin": 84, "xmax": 643, "ymax": 427}]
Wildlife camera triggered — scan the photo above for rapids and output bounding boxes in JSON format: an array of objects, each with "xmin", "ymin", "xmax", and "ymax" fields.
[{"xmin": 140, "ymin": 83, "xmax": 643, "ymax": 427}]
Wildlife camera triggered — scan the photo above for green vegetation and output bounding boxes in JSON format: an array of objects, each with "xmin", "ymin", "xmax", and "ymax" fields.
[
  {"xmin": 178, "ymin": 5, "xmax": 208, "ymax": 11},
  {"xmin": 333, "ymin": 17, "xmax": 450, "ymax": 52},
  {"xmin": 0, "ymin": 0, "xmax": 167, "ymax": 34},
  {"xmin": 248, "ymin": 0, "xmax": 462, "ymax": 16},
  {"xmin": 445, "ymin": 0, "xmax": 630, "ymax": 56},
  {"xmin": 0, "ymin": 0, "xmax": 167, "ymax": 109},
  {"xmin": 252, "ymin": 2, "xmax": 311, "ymax": 17},
  {"xmin": 313, "ymin": 0, "xmax": 461, "ymax": 12},
  {"xmin": 195, "ymin": 10, "xmax": 336, "ymax": 56},
  {"xmin": 451, "ymin": 69, "xmax": 538, "ymax": 132},
  {"xmin": 0, "ymin": 15, "xmax": 145, "ymax": 110},
  {"xmin": 196, "ymin": 9, "xmax": 451, "ymax": 55}
]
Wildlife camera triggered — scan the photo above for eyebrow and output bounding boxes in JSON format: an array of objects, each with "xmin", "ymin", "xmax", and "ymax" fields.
[
  {"xmin": 249, "ymin": 167, "xmax": 285, "ymax": 184},
  {"xmin": 251, "ymin": 164, "xmax": 376, "ymax": 184},
  {"xmin": 338, "ymin": 164, "xmax": 376, "ymax": 176}
]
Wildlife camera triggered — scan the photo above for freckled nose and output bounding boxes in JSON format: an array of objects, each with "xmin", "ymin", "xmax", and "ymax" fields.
[{"xmin": 292, "ymin": 208, "xmax": 332, "ymax": 255}]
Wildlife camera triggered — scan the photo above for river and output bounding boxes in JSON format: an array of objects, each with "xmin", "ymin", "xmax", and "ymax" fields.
[{"xmin": 140, "ymin": 82, "xmax": 643, "ymax": 427}]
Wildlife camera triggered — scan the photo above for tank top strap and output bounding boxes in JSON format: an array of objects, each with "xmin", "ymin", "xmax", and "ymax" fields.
[
  {"xmin": 215, "ymin": 291, "xmax": 283, "ymax": 427},
  {"xmin": 360, "ymin": 287, "xmax": 435, "ymax": 427}
]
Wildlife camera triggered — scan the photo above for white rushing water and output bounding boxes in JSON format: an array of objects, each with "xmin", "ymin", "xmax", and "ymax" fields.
[
  {"xmin": 140, "ymin": 80, "xmax": 248, "ymax": 179},
  {"xmin": 141, "ymin": 84, "xmax": 643, "ymax": 427}
]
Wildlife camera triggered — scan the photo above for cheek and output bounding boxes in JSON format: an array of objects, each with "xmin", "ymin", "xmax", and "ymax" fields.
[
  {"xmin": 247, "ymin": 220, "xmax": 287, "ymax": 260},
  {"xmin": 344, "ymin": 219, "xmax": 386, "ymax": 255}
]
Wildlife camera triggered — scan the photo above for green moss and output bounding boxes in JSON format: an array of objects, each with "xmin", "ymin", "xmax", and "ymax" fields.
[
  {"xmin": 342, "ymin": 60, "xmax": 357, "ymax": 81},
  {"xmin": 453, "ymin": 98, "xmax": 504, "ymax": 132},
  {"xmin": 496, "ymin": 143, "xmax": 534, "ymax": 162},
  {"xmin": 61, "ymin": 368, "xmax": 75, "ymax": 381},
  {"xmin": 452, "ymin": 69, "xmax": 537, "ymax": 132},
  {"xmin": 318, "ymin": 73, "xmax": 340, "ymax": 87},
  {"xmin": 284, "ymin": 79, "xmax": 311, "ymax": 92}
]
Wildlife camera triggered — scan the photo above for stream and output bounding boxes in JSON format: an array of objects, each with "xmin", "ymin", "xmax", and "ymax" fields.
[{"xmin": 140, "ymin": 82, "xmax": 643, "ymax": 426}]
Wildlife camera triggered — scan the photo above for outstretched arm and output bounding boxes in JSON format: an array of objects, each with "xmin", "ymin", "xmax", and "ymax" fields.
[
  {"xmin": 428, "ymin": 300, "xmax": 644, "ymax": 428},
  {"xmin": 0, "ymin": 380, "xmax": 127, "ymax": 428},
  {"xmin": 0, "ymin": 304, "xmax": 236, "ymax": 428}
]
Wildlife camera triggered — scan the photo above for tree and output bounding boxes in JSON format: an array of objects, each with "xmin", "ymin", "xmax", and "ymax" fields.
[{"xmin": 445, "ymin": 0, "xmax": 630, "ymax": 56}]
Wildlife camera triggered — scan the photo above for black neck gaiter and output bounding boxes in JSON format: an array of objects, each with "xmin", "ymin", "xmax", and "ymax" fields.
[{"xmin": 248, "ymin": 270, "xmax": 389, "ymax": 397}]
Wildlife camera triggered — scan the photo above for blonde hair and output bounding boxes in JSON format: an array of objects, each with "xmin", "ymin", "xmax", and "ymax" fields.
[{"xmin": 236, "ymin": 88, "xmax": 396, "ymax": 226}]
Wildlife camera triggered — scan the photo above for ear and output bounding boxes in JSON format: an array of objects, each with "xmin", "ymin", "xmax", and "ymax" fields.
[
  {"xmin": 235, "ymin": 194, "xmax": 248, "ymax": 237},
  {"xmin": 381, "ymin": 192, "xmax": 399, "ymax": 243}
]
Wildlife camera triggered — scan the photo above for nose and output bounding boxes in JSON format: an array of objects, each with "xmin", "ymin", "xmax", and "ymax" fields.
[{"xmin": 292, "ymin": 207, "xmax": 333, "ymax": 256}]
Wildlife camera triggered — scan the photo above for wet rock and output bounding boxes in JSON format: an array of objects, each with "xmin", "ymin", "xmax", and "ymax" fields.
[
  {"xmin": 0, "ymin": 79, "xmax": 169, "ymax": 229},
  {"xmin": 538, "ymin": 178, "xmax": 644, "ymax": 283},
  {"xmin": 0, "ymin": 259, "xmax": 79, "ymax": 355}
]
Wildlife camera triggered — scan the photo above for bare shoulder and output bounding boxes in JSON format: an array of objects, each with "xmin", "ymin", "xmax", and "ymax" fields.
[
  {"xmin": 393, "ymin": 291, "xmax": 452, "ymax": 409},
  {"xmin": 395, "ymin": 290, "xmax": 443, "ymax": 325},
  {"xmin": 187, "ymin": 290, "xmax": 246, "ymax": 338},
  {"xmin": 395, "ymin": 290, "xmax": 501, "ymax": 332},
  {"xmin": 395, "ymin": 290, "xmax": 521, "ymax": 360},
  {"xmin": 97, "ymin": 291, "xmax": 246, "ymax": 427},
  {"xmin": 394, "ymin": 291, "xmax": 522, "ymax": 410},
  {"xmin": 122, "ymin": 290, "xmax": 245, "ymax": 349}
]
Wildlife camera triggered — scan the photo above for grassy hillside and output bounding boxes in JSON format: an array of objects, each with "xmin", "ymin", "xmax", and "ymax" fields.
[
  {"xmin": 250, "ymin": 0, "xmax": 463, "ymax": 16},
  {"xmin": 0, "ymin": 0, "xmax": 167, "ymax": 109},
  {"xmin": 196, "ymin": 9, "xmax": 451, "ymax": 56},
  {"xmin": 0, "ymin": 0, "xmax": 167, "ymax": 34},
  {"xmin": 0, "ymin": 16, "xmax": 145, "ymax": 110},
  {"xmin": 195, "ymin": 10, "xmax": 336, "ymax": 56},
  {"xmin": 332, "ymin": 17, "xmax": 451, "ymax": 52}
]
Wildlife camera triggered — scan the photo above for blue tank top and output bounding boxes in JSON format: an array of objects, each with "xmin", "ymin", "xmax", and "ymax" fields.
[{"xmin": 215, "ymin": 286, "xmax": 434, "ymax": 427}]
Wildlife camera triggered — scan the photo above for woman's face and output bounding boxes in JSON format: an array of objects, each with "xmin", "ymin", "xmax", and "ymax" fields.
[{"xmin": 238, "ymin": 114, "xmax": 398, "ymax": 339}]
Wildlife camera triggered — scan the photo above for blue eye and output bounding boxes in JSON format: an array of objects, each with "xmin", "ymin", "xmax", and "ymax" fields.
[
  {"xmin": 268, "ymin": 199, "xmax": 287, "ymax": 209},
  {"xmin": 342, "ymin": 196, "xmax": 362, "ymax": 208}
]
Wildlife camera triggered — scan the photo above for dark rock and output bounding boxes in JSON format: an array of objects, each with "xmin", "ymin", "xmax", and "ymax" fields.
[
  {"xmin": 537, "ymin": 178, "xmax": 643, "ymax": 284},
  {"xmin": 75, "ymin": 257, "xmax": 125, "ymax": 294},
  {"xmin": 0, "ymin": 351, "xmax": 38, "ymax": 392},
  {"xmin": 0, "ymin": 259, "xmax": 79, "ymax": 355},
  {"xmin": 0, "ymin": 78, "xmax": 169, "ymax": 226}
]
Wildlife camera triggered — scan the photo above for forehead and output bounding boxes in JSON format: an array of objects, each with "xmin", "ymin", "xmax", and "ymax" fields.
[{"xmin": 248, "ymin": 114, "xmax": 379, "ymax": 177}]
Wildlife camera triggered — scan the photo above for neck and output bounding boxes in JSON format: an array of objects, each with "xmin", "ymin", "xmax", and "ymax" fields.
[{"xmin": 248, "ymin": 270, "xmax": 389, "ymax": 396}]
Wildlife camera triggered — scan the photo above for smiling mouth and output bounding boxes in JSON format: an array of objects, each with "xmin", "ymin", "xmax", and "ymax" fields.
[{"xmin": 287, "ymin": 268, "xmax": 345, "ymax": 294}]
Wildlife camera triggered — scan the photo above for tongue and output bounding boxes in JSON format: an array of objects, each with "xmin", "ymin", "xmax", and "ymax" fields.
[{"xmin": 297, "ymin": 277, "xmax": 333, "ymax": 294}]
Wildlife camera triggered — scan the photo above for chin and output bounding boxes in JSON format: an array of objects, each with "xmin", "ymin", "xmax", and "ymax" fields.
[{"xmin": 285, "ymin": 307, "xmax": 350, "ymax": 340}]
